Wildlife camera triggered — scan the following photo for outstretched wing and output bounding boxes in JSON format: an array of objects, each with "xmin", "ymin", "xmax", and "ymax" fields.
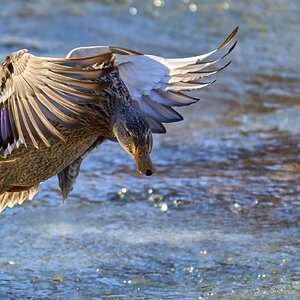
[
  {"xmin": 0, "ymin": 49, "xmax": 114, "ymax": 157},
  {"xmin": 67, "ymin": 27, "xmax": 238, "ymax": 133}
]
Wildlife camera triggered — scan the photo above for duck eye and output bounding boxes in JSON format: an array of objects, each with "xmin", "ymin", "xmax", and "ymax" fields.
[{"xmin": 125, "ymin": 130, "xmax": 131, "ymax": 137}]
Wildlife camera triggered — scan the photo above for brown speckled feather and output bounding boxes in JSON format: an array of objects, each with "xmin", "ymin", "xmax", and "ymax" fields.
[{"xmin": 0, "ymin": 49, "xmax": 114, "ymax": 157}]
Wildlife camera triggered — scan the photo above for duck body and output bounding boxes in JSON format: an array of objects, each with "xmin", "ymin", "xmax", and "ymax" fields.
[
  {"xmin": 0, "ymin": 27, "xmax": 238, "ymax": 212},
  {"xmin": 0, "ymin": 123, "xmax": 100, "ymax": 189}
]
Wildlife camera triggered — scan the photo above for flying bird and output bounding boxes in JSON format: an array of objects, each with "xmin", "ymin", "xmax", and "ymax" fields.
[{"xmin": 0, "ymin": 27, "xmax": 238, "ymax": 212}]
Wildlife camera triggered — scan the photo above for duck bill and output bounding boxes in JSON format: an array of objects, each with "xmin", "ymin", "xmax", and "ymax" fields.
[{"xmin": 134, "ymin": 145, "xmax": 155, "ymax": 176}]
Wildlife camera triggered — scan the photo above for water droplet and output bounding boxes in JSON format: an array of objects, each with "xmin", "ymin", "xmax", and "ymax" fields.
[
  {"xmin": 117, "ymin": 187, "xmax": 128, "ymax": 198},
  {"xmin": 129, "ymin": 7, "xmax": 137, "ymax": 15},
  {"xmin": 281, "ymin": 259, "xmax": 288, "ymax": 265},
  {"xmin": 124, "ymin": 279, "xmax": 132, "ymax": 284},
  {"xmin": 173, "ymin": 199, "xmax": 189, "ymax": 207},
  {"xmin": 153, "ymin": 0, "xmax": 164, "ymax": 7},
  {"xmin": 234, "ymin": 203, "xmax": 241, "ymax": 209},
  {"xmin": 189, "ymin": 3, "xmax": 198, "ymax": 12},
  {"xmin": 223, "ymin": 2, "xmax": 230, "ymax": 10},
  {"xmin": 8, "ymin": 261, "xmax": 15, "ymax": 265},
  {"xmin": 184, "ymin": 266, "xmax": 194, "ymax": 273},
  {"xmin": 160, "ymin": 203, "xmax": 168, "ymax": 212},
  {"xmin": 231, "ymin": 202, "xmax": 241, "ymax": 213},
  {"xmin": 148, "ymin": 193, "xmax": 163, "ymax": 202}
]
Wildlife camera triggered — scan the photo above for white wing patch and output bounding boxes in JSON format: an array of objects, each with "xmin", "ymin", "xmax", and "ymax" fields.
[{"xmin": 67, "ymin": 27, "xmax": 238, "ymax": 133}]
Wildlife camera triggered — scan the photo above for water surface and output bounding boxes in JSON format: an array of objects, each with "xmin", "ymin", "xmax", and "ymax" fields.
[{"xmin": 0, "ymin": 1, "xmax": 300, "ymax": 299}]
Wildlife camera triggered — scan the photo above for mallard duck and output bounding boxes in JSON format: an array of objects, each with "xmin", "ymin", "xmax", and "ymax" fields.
[{"xmin": 0, "ymin": 27, "xmax": 238, "ymax": 212}]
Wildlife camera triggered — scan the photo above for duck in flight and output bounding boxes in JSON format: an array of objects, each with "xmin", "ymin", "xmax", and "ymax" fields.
[{"xmin": 0, "ymin": 27, "xmax": 238, "ymax": 212}]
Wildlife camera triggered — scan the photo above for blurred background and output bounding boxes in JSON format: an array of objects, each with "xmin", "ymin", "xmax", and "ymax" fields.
[{"xmin": 0, "ymin": 0, "xmax": 300, "ymax": 299}]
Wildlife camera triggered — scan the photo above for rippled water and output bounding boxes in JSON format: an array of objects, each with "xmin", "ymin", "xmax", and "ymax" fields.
[{"xmin": 1, "ymin": 0, "xmax": 300, "ymax": 299}]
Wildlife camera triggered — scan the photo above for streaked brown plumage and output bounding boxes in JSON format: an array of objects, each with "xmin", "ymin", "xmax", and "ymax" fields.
[{"xmin": 0, "ymin": 27, "xmax": 238, "ymax": 212}]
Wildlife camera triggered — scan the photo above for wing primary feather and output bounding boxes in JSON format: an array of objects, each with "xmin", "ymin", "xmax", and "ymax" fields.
[
  {"xmin": 16, "ymin": 71, "xmax": 75, "ymax": 144},
  {"xmin": 169, "ymin": 61, "xmax": 231, "ymax": 83},
  {"xmin": 10, "ymin": 97, "xmax": 25, "ymax": 147},
  {"xmin": 141, "ymin": 96, "xmax": 183, "ymax": 123},
  {"xmin": 44, "ymin": 53, "xmax": 113, "ymax": 67},
  {"xmin": 218, "ymin": 27, "xmax": 239, "ymax": 50},
  {"xmin": 20, "ymin": 95, "xmax": 50, "ymax": 147},
  {"xmin": 149, "ymin": 89, "xmax": 198, "ymax": 107},
  {"xmin": 159, "ymin": 27, "xmax": 238, "ymax": 70},
  {"xmin": 110, "ymin": 46, "xmax": 143, "ymax": 55},
  {"xmin": 15, "ymin": 96, "xmax": 39, "ymax": 148},
  {"xmin": 29, "ymin": 97, "xmax": 64, "ymax": 140},
  {"xmin": 49, "ymin": 66, "xmax": 114, "ymax": 80},
  {"xmin": 36, "ymin": 91, "xmax": 78, "ymax": 124},
  {"xmin": 167, "ymin": 81, "xmax": 215, "ymax": 92},
  {"xmin": 48, "ymin": 72, "xmax": 105, "ymax": 90},
  {"xmin": 190, "ymin": 60, "xmax": 232, "ymax": 76},
  {"xmin": 42, "ymin": 86, "xmax": 85, "ymax": 114},
  {"xmin": 157, "ymin": 90, "xmax": 200, "ymax": 105},
  {"xmin": 48, "ymin": 79, "xmax": 110, "ymax": 99},
  {"xmin": 170, "ymin": 41, "xmax": 236, "ymax": 76},
  {"xmin": 145, "ymin": 116, "xmax": 166, "ymax": 134}
]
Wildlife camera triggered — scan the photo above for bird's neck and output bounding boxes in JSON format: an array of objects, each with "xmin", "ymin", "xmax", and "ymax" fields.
[{"xmin": 110, "ymin": 101, "xmax": 131, "ymax": 138}]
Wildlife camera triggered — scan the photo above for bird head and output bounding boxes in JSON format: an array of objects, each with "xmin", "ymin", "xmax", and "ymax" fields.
[{"xmin": 112, "ymin": 105, "xmax": 155, "ymax": 176}]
